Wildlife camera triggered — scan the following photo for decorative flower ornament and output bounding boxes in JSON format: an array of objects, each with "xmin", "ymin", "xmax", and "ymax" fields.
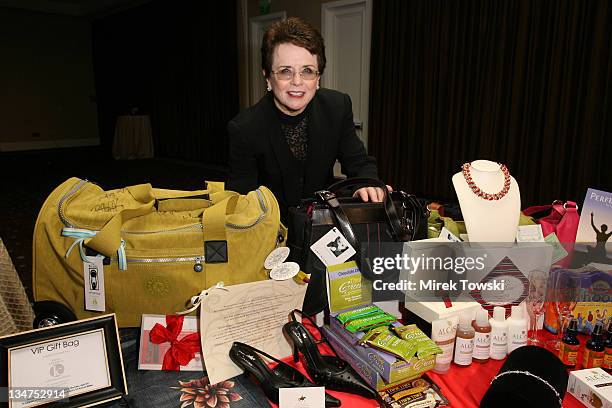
[{"xmin": 173, "ymin": 376, "xmax": 242, "ymax": 408}]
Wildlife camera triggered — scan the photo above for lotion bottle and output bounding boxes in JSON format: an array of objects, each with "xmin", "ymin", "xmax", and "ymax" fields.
[
  {"xmin": 472, "ymin": 308, "xmax": 491, "ymax": 363},
  {"xmin": 507, "ymin": 305, "xmax": 527, "ymax": 354},
  {"xmin": 431, "ymin": 315, "xmax": 459, "ymax": 374},
  {"xmin": 453, "ymin": 313, "xmax": 474, "ymax": 366},
  {"xmin": 489, "ymin": 306, "xmax": 508, "ymax": 360}
]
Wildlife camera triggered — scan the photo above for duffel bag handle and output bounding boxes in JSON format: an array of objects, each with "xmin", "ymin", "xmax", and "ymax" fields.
[
  {"xmin": 326, "ymin": 177, "xmax": 410, "ymax": 241},
  {"xmin": 125, "ymin": 181, "xmax": 225, "ymax": 204},
  {"xmin": 151, "ymin": 181, "xmax": 225, "ymax": 200},
  {"xmin": 86, "ymin": 187, "xmax": 234, "ymax": 258},
  {"xmin": 86, "ymin": 200, "xmax": 156, "ymax": 257},
  {"xmin": 155, "ymin": 191, "xmax": 238, "ymax": 212}
]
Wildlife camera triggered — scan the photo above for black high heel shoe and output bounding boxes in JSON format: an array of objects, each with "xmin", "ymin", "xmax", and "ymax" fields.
[
  {"xmin": 229, "ymin": 342, "xmax": 341, "ymax": 407},
  {"xmin": 282, "ymin": 310, "xmax": 377, "ymax": 399}
]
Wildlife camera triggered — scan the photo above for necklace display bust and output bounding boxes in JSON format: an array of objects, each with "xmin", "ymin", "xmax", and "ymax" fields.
[{"xmin": 452, "ymin": 160, "xmax": 520, "ymax": 243}]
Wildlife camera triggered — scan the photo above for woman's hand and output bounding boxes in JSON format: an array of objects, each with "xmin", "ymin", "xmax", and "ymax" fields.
[{"xmin": 354, "ymin": 185, "xmax": 393, "ymax": 202}]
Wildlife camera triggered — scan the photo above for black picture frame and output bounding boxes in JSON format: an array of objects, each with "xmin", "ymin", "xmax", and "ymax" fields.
[{"xmin": 0, "ymin": 314, "xmax": 127, "ymax": 407}]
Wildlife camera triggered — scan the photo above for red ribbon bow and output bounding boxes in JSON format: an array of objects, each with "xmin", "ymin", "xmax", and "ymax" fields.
[{"xmin": 149, "ymin": 315, "xmax": 201, "ymax": 371}]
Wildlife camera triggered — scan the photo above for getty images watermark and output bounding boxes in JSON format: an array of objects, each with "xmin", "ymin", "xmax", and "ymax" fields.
[
  {"xmin": 371, "ymin": 253, "xmax": 487, "ymax": 275},
  {"xmin": 369, "ymin": 253, "xmax": 507, "ymax": 292}
]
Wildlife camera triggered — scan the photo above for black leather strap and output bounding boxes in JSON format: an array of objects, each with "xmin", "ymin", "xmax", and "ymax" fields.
[
  {"xmin": 315, "ymin": 190, "xmax": 361, "ymax": 270},
  {"xmin": 327, "ymin": 177, "xmax": 409, "ymax": 241}
]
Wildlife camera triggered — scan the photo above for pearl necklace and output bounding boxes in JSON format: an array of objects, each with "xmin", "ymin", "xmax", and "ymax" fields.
[
  {"xmin": 461, "ymin": 162, "xmax": 511, "ymax": 201},
  {"xmin": 491, "ymin": 370, "xmax": 562, "ymax": 406}
]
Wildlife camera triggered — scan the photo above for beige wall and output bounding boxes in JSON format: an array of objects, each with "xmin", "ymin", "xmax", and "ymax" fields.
[
  {"xmin": 237, "ymin": 0, "xmax": 337, "ymax": 109},
  {"xmin": 246, "ymin": 0, "xmax": 333, "ymax": 31},
  {"xmin": 0, "ymin": 8, "xmax": 98, "ymax": 150}
]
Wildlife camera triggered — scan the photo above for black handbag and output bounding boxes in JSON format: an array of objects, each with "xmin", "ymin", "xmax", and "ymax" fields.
[{"xmin": 286, "ymin": 178, "xmax": 428, "ymax": 315}]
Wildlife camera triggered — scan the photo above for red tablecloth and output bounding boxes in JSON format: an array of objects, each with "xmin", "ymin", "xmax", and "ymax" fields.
[{"xmin": 268, "ymin": 327, "xmax": 587, "ymax": 407}]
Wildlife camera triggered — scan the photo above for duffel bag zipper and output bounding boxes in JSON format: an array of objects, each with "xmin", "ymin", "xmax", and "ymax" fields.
[
  {"xmin": 58, "ymin": 179, "xmax": 89, "ymax": 228},
  {"xmin": 116, "ymin": 255, "xmax": 205, "ymax": 272},
  {"xmin": 58, "ymin": 180, "xmax": 270, "ymax": 231},
  {"xmin": 114, "ymin": 222, "xmax": 284, "ymax": 269}
]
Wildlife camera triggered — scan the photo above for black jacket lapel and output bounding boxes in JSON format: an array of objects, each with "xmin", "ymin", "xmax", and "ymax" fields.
[
  {"xmin": 261, "ymin": 93, "xmax": 302, "ymax": 206},
  {"xmin": 303, "ymin": 93, "xmax": 332, "ymax": 195}
]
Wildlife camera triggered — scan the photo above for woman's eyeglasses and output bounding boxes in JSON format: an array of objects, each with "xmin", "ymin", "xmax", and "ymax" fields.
[{"xmin": 271, "ymin": 67, "xmax": 319, "ymax": 81}]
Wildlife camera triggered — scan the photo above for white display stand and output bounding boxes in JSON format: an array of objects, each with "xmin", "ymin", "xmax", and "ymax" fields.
[
  {"xmin": 403, "ymin": 301, "xmax": 482, "ymax": 324},
  {"xmin": 400, "ymin": 239, "xmax": 482, "ymax": 324},
  {"xmin": 452, "ymin": 160, "xmax": 520, "ymax": 243}
]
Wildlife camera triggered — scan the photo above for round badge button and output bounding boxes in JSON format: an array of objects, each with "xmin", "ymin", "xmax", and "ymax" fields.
[
  {"xmin": 269, "ymin": 262, "xmax": 300, "ymax": 281},
  {"xmin": 264, "ymin": 247, "xmax": 290, "ymax": 270}
]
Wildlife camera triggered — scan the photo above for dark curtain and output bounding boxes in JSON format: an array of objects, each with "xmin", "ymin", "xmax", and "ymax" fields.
[
  {"xmin": 369, "ymin": 0, "xmax": 612, "ymax": 207},
  {"xmin": 92, "ymin": 0, "xmax": 238, "ymax": 165}
]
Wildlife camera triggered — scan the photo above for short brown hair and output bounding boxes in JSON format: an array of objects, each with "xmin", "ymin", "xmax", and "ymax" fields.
[{"xmin": 261, "ymin": 17, "xmax": 326, "ymax": 78}]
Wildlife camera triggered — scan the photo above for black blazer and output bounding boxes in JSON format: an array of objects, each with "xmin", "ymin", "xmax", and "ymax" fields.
[{"xmin": 226, "ymin": 88, "xmax": 378, "ymax": 216}]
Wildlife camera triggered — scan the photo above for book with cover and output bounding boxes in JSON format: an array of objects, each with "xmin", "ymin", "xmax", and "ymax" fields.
[{"xmin": 574, "ymin": 188, "xmax": 612, "ymax": 268}]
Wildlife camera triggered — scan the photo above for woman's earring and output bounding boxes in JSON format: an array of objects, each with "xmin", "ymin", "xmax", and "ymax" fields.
[
  {"xmin": 266, "ymin": 84, "xmax": 272, "ymax": 91},
  {"xmin": 316, "ymin": 82, "xmax": 320, "ymax": 90}
]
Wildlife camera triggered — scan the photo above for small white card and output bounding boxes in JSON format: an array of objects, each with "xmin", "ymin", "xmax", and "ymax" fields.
[
  {"xmin": 279, "ymin": 387, "xmax": 326, "ymax": 408},
  {"xmin": 439, "ymin": 227, "xmax": 463, "ymax": 242},
  {"xmin": 83, "ymin": 257, "xmax": 105, "ymax": 312},
  {"xmin": 516, "ymin": 224, "xmax": 545, "ymax": 243},
  {"xmin": 310, "ymin": 227, "xmax": 356, "ymax": 267}
]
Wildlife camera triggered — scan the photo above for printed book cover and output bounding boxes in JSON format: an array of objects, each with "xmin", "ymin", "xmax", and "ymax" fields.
[{"xmin": 574, "ymin": 188, "xmax": 612, "ymax": 268}]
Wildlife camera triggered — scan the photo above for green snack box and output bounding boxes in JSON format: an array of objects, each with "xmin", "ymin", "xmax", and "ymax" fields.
[
  {"xmin": 345, "ymin": 312, "xmax": 397, "ymax": 333},
  {"xmin": 337, "ymin": 305, "xmax": 384, "ymax": 325},
  {"xmin": 359, "ymin": 326, "xmax": 418, "ymax": 362}
]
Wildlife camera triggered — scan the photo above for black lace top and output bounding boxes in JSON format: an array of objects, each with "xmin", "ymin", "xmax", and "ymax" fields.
[{"xmin": 275, "ymin": 105, "xmax": 310, "ymax": 161}]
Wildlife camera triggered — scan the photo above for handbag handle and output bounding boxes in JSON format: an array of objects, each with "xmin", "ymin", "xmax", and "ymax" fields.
[
  {"xmin": 315, "ymin": 190, "xmax": 362, "ymax": 271},
  {"xmin": 523, "ymin": 200, "xmax": 579, "ymax": 219},
  {"xmin": 326, "ymin": 177, "xmax": 410, "ymax": 241}
]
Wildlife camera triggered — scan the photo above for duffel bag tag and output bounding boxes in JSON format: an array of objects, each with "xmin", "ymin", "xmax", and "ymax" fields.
[
  {"xmin": 83, "ymin": 256, "xmax": 105, "ymax": 312},
  {"xmin": 269, "ymin": 262, "xmax": 300, "ymax": 281},
  {"xmin": 264, "ymin": 247, "xmax": 290, "ymax": 270}
]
